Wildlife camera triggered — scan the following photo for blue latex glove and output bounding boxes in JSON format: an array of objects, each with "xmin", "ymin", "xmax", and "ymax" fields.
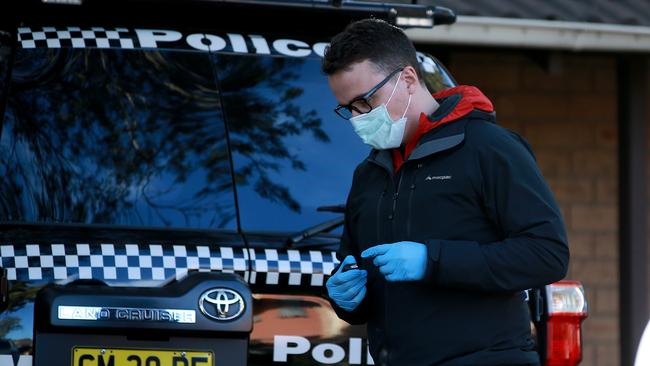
[
  {"xmin": 326, "ymin": 255, "xmax": 368, "ymax": 312},
  {"xmin": 361, "ymin": 241, "xmax": 427, "ymax": 281}
]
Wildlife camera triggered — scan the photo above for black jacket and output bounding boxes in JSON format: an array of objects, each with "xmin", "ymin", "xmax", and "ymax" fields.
[{"xmin": 325, "ymin": 87, "xmax": 569, "ymax": 366}]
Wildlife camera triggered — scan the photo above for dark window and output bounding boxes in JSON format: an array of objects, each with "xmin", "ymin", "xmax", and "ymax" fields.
[
  {"xmin": 214, "ymin": 54, "xmax": 369, "ymax": 233},
  {"xmin": 0, "ymin": 40, "xmax": 456, "ymax": 234},
  {"xmin": 0, "ymin": 48, "xmax": 237, "ymax": 229},
  {"xmin": 0, "ymin": 31, "xmax": 11, "ymax": 126}
]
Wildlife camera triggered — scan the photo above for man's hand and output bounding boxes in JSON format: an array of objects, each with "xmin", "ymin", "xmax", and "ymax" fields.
[
  {"xmin": 326, "ymin": 255, "xmax": 368, "ymax": 312},
  {"xmin": 361, "ymin": 241, "xmax": 427, "ymax": 281}
]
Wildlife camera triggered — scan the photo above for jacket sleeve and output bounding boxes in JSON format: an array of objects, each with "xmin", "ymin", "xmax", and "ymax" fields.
[
  {"xmin": 422, "ymin": 126, "xmax": 570, "ymax": 292},
  {"xmin": 322, "ymin": 168, "xmax": 369, "ymax": 325}
]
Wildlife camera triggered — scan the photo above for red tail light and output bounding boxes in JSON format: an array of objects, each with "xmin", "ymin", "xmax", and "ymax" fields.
[{"xmin": 544, "ymin": 281, "xmax": 588, "ymax": 366}]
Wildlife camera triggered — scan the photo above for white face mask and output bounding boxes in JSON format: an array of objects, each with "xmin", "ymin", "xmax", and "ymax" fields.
[{"xmin": 349, "ymin": 71, "xmax": 412, "ymax": 150}]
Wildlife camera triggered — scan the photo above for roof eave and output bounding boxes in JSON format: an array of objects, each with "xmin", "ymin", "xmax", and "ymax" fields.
[{"xmin": 405, "ymin": 15, "xmax": 650, "ymax": 53}]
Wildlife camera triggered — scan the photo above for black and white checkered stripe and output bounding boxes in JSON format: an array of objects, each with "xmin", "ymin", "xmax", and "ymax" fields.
[
  {"xmin": 0, "ymin": 244, "xmax": 339, "ymax": 287},
  {"xmin": 17, "ymin": 27, "xmax": 137, "ymax": 49},
  {"xmin": 248, "ymin": 248, "xmax": 337, "ymax": 287}
]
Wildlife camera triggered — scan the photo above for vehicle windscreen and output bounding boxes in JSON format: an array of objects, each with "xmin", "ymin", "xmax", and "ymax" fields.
[{"xmin": 0, "ymin": 27, "xmax": 455, "ymax": 235}]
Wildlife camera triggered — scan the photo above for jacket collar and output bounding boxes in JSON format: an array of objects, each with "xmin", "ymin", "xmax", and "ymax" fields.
[{"xmin": 368, "ymin": 86, "xmax": 495, "ymax": 174}]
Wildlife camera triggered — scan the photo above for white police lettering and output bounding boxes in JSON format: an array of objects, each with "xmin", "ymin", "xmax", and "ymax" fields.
[
  {"xmin": 20, "ymin": 27, "xmax": 331, "ymax": 58},
  {"xmin": 273, "ymin": 335, "xmax": 375, "ymax": 365},
  {"xmin": 131, "ymin": 29, "xmax": 315, "ymax": 56},
  {"xmin": 134, "ymin": 29, "xmax": 182, "ymax": 48},
  {"xmin": 311, "ymin": 42, "xmax": 329, "ymax": 58},
  {"xmin": 227, "ymin": 33, "xmax": 248, "ymax": 53},
  {"xmin": 186, "ymin": 33, "xmax": 227, "ymax": 52},
  {"xmin": 273, "ymin": 39, "xmax": 311, "ymax": 57},
  {"xmin": 0, "ymin": 355, "xmax": 32, "ymax": 366},
  {"xmin": 273, "ymin": 335, "xmax": 310, "ymax": 362},
  {"xmin": 249, "ymin": 34, "xmax": 271, "ymax": 54},
  {"xmin": 349, "ymin": 337, "xmax": 363, "ymax": 364},
  {"xmin": 312, "ymin": 343, "xmax": 345, "ymax": 364}
]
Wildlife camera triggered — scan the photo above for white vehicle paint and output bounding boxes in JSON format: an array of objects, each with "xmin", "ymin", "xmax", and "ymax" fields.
[
  {"xmin": 635, "ymin": 319, "xmax": 650, "ymax": 366},
  {"xmin": 0, "ymin": 355, "xmax": 32, "ymax": 366}
]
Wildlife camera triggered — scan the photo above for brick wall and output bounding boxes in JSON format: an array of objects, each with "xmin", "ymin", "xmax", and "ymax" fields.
[{"xmin": 439, "ymin": 48, "xmax": 619, "ymax": 366}]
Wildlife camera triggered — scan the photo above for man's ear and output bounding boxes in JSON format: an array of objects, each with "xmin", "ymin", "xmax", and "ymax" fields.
[{"xmin": 403, "ymin": 65, "xmax": 420, "ymax": 94}]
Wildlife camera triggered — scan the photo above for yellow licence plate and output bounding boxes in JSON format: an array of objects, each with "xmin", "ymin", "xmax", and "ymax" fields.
[{"xmin": 72, "ymin": 347, "xmax": 213, "ymax": 366}]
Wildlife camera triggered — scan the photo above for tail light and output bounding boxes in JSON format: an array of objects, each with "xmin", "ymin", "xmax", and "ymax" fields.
[{"xmin": 544, "ymin": 281, "xmax": 588, "ymax": 366}]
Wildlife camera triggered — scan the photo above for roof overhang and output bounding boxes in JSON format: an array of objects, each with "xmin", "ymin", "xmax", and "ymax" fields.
[{"xmin": 406, "ymin": 15, "xmax": 650, "ymax": 53}]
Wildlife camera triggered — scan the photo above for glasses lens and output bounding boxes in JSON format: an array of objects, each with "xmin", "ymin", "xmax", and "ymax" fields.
[
  {"xmin": 351, "ymin": 99, "xmax": 373, "ymax": 114},
  {"xmin": 335, "ymin": 106, "xmax": 352, "ymax": 120}
]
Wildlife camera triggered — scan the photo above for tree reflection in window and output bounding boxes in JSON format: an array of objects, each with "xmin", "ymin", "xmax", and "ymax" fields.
[
  {"xmin": 213, "ymin": 55, "xmax": 329, "ymax": 214},
  {"xmin": 1, "ymin": 48, "xmax": 235, "ymax": 228},
  {"xmin": 0, "ymin": 49, "xmax": 329, "ymax": 229}
]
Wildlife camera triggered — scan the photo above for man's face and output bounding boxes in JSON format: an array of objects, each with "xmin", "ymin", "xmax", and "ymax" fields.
[{"xmin": 328, "ymin": 60, "xmax": 406, "ymax": 121}]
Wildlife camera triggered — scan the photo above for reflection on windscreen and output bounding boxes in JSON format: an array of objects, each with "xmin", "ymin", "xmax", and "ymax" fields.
[
  {"xmin": 0, "ymin": 47, "xmax": 375, "ymax": 233},
  {"xmin": 1, "ymin": 48, "xmax": 237, "ymax": 229},
  {"xmin": 215, "ymin": 54, "xmax": 369, "ymax": 233}
]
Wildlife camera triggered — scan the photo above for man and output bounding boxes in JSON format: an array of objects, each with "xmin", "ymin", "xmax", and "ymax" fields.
[{"xmin": 321, "ymin": 19, "xmax": 569, "ymax": 366}]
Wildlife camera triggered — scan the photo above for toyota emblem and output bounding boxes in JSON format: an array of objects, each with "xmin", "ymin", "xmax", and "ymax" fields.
[{"xmin": 199, "ymin": 288, "xmax": 245, "ymax": 321}]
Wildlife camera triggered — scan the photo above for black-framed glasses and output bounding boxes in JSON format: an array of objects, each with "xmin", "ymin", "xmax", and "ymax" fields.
[{"xmin": 334, "ymin": 67, "xmax": 403, "ymax": 120}]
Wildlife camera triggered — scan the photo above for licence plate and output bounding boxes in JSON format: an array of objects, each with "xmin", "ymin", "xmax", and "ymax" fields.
[{"xmin": 72, "ymin": 347, "xmax": 213, "ymax": 366}]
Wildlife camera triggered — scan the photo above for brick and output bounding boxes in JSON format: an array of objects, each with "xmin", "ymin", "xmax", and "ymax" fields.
[
  {"xmin": 451, "ymin": 63, "xmax": 520, "ymax": 92},
  {"xmin": 580, "ymin": 344, "xmax": 597, "ymax": 366},
  {"xmin": 565, "ymin": 66, "xmax": 595, "ymax": 93},
  {"xmin": 566, "ymin": 55, "xmax": 615, "ymax": 70},
  {"xmin": 449, "ymin": 50, "xmax": 526, "ymax": 64},
  {"xmin": 572, "ymin": 150, "xmax": 617, "ymax": 177},
  {"xmin": 594, "ymin": 234, "xmax": 618, "ymax": 260},
  {"xmin": 504, "ymin": 94, "xmax": 570, "ymax": 121},
  {"xmin": 596, "ymin": 344, "xmax": 620, "ymax": 366},
  {"xmin": 582, "ymin": 315, "xmax": 619, "ymax": 342},
  {"xmin": 520, "ymin": 63, "xmax": 567, "ymax": 91},
  {"xmin": 596, "ymin": 180, "xmax": 618, "ymax": 204},
  {"xmin": 567, "ymin": 94, "xmax": 617, "ymax": 123},
  {"xmin": 567, "ymin": 232, "xmax": 595, "ymax": 259},
  {"xmin": 570, "ymin": 259, "xmax": 619, "ymax": 286},
  {"xmin": 594, "ymin": 67, "xmax": 617, "ymax": 94},
  {"xmin": 494, "ymin": 100, "xmax": 516, "ymax": 120},
  {"xmin": 571, "ymin": 205, "xmax": 617, "ymax": 232},
  {"xmin": 521, "ymin": 60, "xmax": 593, "ymax": 93},
  {"xmin": 535, "ymin": 150, "xmax": 573, "ymax": 177},
  {"xmin": 547, "ymin": 178, "xmax": 594, "ymax": 203},
  {"xmin": 595, "ymin": 123, "xmax": 618, "ymax": 150},
  {"xmin": 525, "ymin": 121, "xmax": 595, "ymax": 148},
  {"xmin": 495, "ymin": 95, "xmax": 519, "ymax": 120},
  {"xmin": 595, "ymin": 287, "xmax": 619, "ymax": 315},
  {"xmin": 564, "ymin": 56, "xmax": 616, "ymax": 94}
]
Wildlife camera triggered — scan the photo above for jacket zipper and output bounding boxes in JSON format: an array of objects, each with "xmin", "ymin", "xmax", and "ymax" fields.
[
  {"xmin": 376, "ymin": 185, "xmax": 386, "ymax": 243},
  {"xmin": 368, "ymin": 158, "xmax": 390, "ymax": 244},
  {"xmin": 390, "ymin": 171, "xmax": 404, "ymax": 241},
  {"xmin": 384, "ymin": 169, "xmax": 405, "ymax": 366},
  {"xmin": 368, "ymin": 158, "xmax": 403, "ymax": 366},
  {"xmin": 406, "ymin": 162, "xmax": 422, "ymax": 238}
]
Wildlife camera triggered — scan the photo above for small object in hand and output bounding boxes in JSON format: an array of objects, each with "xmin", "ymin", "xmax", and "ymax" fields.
[{"xmin": 342, "ymin": 263, "xmax": 359, "ymax": 272}]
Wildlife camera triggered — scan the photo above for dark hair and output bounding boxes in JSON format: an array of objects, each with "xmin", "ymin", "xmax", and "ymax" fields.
[{"xmin": 322, "ymin": 18, "xmax": 423, "ymax": 81}]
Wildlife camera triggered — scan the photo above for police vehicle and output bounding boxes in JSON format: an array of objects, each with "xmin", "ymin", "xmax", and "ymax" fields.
[{"xmin": 0, "ymin": 0, "xmax": 587, "ymax": 365}]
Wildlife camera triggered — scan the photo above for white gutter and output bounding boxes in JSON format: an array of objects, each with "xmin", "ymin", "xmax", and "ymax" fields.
[{"xmin": 405, "ymin": 15, "xmax": 650, "ymax": 53}]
